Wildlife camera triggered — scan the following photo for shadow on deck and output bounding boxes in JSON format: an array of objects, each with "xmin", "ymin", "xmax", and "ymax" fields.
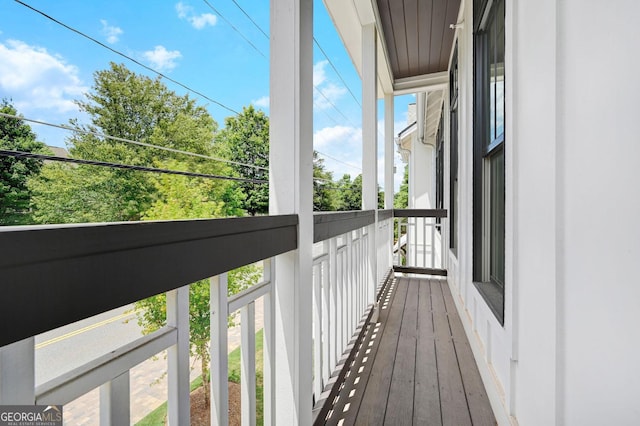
[{"xmin": 319, "ymin": 276, "xmax": 496, "ymax": 425}]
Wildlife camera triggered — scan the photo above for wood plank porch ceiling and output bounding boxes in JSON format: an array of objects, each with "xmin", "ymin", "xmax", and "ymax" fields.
[
  {"xmin": 376, "ymin": 0, "xmax": 461, "ymax": 79},
  {"xmin": 320, "ymin": 277, "xmax": 495, "ymax": 425}
]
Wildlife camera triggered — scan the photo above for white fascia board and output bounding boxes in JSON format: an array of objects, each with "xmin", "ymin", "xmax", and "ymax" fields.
[
  {"xmin": 323, "ymin": 0, "xmax": 394, "ymax": 97},
  {"xmin": 394, "ymin": 71, "xmax": 449, "ymax": 95}
]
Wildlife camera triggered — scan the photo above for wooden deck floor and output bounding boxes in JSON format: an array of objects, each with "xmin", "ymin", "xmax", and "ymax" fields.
[{"xmin": 321, "ymin": 276, "xmax": 495, "ymax": 426}]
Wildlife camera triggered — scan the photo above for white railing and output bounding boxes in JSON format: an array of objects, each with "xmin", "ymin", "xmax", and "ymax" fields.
[
  {"xmin": 211, "ymin": 258, "xmax": 275, "ymax": 426},
  {"xmin": 0, "ymin": 211, "xmax": 400, "ymax": 425},
  {"xmin": 394, "ymin": 209, "xmax": 447, "ymax": 271}
]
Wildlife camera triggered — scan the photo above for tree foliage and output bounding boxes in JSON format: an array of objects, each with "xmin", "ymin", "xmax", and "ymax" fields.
[
  {"xmin": 394, "ymin": 165, "xmax": 409, "ymax": 208},
  {"xmin": 313, "ymin": 152, "xmax": 338, "ymax": 211},
  {"xmin": 30, "ymin": 63, "xmax": 223, "ymax": 223},
  {"xmin": 215, "ymin": 106, "xmax": 269, "ymax": 215},
  {"xmin": 0, "ymin": 100, "xmax": 50, "ymax": 225}
]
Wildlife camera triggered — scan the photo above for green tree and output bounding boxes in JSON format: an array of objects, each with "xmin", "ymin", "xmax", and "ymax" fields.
[
  {"xmin": 30, "ymin": 63, "xmax": 221, "ymax": 223},
  {"xmin": 136, "ymin": 169, "xmax": 256, "ymax": 407},
  {"xmin": 394, "ymin": 165, "xmax": 409, "ymax": 208},
  {"xmin": 335, "ymin": 173, "xmax": 361, "ymax": 211},
  {"xmin": 313, "ymin": 152, "xmax": 338, "ymax": 211},
  {"xmin": 0, "ymin": 100, "xmax": 50, "ymax": 225},
  {"xmin": 215, "ymin": 106, "xmax": 269, "ymax": 216}
]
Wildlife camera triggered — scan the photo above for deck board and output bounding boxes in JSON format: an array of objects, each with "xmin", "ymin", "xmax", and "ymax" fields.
[
  {"xmin": 384, "ymin": 280, "xmax": 419, "ymax": 425},
  {"xmin": 319, "ymin": 276, "xmax": 496, "ymax": 426}
]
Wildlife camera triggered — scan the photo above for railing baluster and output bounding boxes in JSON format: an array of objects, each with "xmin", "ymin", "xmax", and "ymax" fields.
[
  {"xmin": 241, "ymin": 302, "xmax": 256, "ymax": 426},
  {"xmin": 0, "ymin": 337, "xmax": 35, "ymax": 404},
  {"xmin": 313, "ymin": 263, "xmax": 323, "ymax": 398},
  {"xmin": 322, "ymin": 243, "xmax": 331, "ymax": 385},
  {"xmin": 167, "ymin": 285, "xmax": 190, "ymax": 426},
  {"xmin": 329, "ymin": 238, "xmax": 338, "ymax": 372},
  {"xmin": 211, "ymin": 273, "xmax": 229, "ymax": 426},
  {"xmin": 99, "ymin": 371, "xmax": 130, "ymax": 426},
  {"xmin": 263, "ymin": 259, "xmax": 275, "ymax": 426}
]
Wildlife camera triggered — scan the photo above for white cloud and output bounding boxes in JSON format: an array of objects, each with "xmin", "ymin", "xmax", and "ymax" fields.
[
  {"xmin": 313, "ymin": 60, "xmax": 347, "ymax": 110},
  {"xmin": 252, "ymin": 96, "xmax": 269, "ymax": 108},
  {"xmin": 314, "ymin": 125, "xmax": 360, "ymax": 149},
  {"xmin": 143, "ymin": 45, "xmax": 182, "ymax": 71},
  {"xmin": 0, "ymin": 39, "xmax": 87, "ymax": 114},
  {"xmin": 176, "ymin": 2, "xmax": 217, "ymax": 29},
  {"xmin": 100, "ymin": 20, "xmax": 123, "ymax": 44}
]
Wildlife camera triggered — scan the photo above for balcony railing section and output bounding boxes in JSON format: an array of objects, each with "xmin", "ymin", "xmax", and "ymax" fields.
[
  {"xmin": 0, "ymin": 208, "xmax": 440, "ymax": 425},
  {"xmin": 393, "ymin": 209, "xmax": 448, "ymax": 276}
]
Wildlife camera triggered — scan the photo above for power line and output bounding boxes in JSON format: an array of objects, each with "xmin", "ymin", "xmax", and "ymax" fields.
[
  {"xmin": 313, "ymin": 38, "xmax": 361, "ymax": 107},
  {"xmin": 221, "ymin": 0, "xmax": 360, "ymax": 129},
  {"xmin": 315, "ymin": 150, "xmax": 362, "ymax": 172},
  {"xmin": 0, "ymin": 150, "xmax": 268, "ymax": 184},
  {"xmin": 14, "ymin": 0, "xmax": 239, "ymax": 115},
  {"xmin": 0, "ymin": 112, "xmax": 268, "ymax": 172},
  {"xmin": 202, "ymin": 0, "xmax": 266, "ymax": 59},
  {"xmin": 228, "ymin": 0, "xmax": 269, "ymax": 39}
]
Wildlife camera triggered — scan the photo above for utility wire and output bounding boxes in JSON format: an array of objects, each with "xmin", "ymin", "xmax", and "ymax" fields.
[
  {"xmin": 228, "ymin": 0, "xmax": 269, "ymax": 39},
  {"xmin": 0, "ymin": 150, "xmax": 267, "ymax": 184},
  {"xmin": 225, "ymin": 0, "xmax": 361, "ymax": 110},
  {"xmin": 202, "ymin": 0, "xmax": 267, "ymax": 59},
  {"xmin": 313, "ymin": 38, "xmax": 361, "ymax": 107},
  {"xmin": 0, "ymin": 112, "xmax": 268, "ymax": 171},
  {"xmin": 14, "ymin": 0, "xmax": 239, "ymax": 115},
  {"xmin": 315, "ymin": 150, "xmax": 361, "ymax": 172},
  {"xmin": 219, "ymin": 0, "xmax": 359, "ymax": 128}
]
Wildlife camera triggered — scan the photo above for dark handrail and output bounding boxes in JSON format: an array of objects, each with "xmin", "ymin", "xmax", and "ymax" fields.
[
  {"xmin": 393, "ymin": 208, "xmax": 447, "ymax": 218},
  {"xmin": 313, "ymin": 210, "xmax": 375, "ymax": 243},
  {"xmin": 0, "ymin": 215, "xmax": 298, "ymax": 348}
]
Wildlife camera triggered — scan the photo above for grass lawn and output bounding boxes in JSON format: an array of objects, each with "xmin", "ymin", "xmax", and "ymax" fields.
[{"xmin": 136, "ymin": 329, "xmax": 264, "ymax": 425}]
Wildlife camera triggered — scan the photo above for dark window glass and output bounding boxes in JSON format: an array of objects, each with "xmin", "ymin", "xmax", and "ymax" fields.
[{"xmin": 450, "ymin": 44, "xmax": 459, "ymax": 252}]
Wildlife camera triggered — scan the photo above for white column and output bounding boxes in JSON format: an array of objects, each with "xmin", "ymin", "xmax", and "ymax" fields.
[
  {"xmin": 99, "ymin": 371, "xmax": 130, "ymax": 426},
  {"xmin": 362, "ymin": 23, "xmax": 378, "ymax": 304},
  {"xmin": 0, "ymin": 337, "xmax": 35, "ymax": 404},
  {"xmin": 384, "ymin": 93, "xmax": 395, "ymax": 209},
  {"xmin": 167, "ymin": 286, "xmax": 190, "ymax": 426},
  {"xmin": 269, "ymin": 0, "xmax": 313, "ymax": 423}
]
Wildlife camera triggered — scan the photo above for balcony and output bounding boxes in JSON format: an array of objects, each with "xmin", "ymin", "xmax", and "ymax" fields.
[{"xmin": 0, "ymin": 209, "xmax": 494, "ymax": 425}]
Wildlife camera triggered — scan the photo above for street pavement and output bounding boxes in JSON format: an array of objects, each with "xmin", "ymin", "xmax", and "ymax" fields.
[{"xmin": 35, "ymin": 298, "xmax": 265, "ymax": 425}]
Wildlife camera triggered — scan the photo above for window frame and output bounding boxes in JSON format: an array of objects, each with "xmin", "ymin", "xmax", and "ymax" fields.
[{"xmin": 473, "ymin": 0, "xmax": 506, "ymax": 325}]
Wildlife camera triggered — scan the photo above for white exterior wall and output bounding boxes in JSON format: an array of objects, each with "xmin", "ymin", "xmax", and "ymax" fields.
[
  {"xmin": 447, "ymin": 0, "xmax": 640, "ymax": 425},
  {"xmin": 557, "ymin": 1, "xmax": 640, "ymax": 424}
]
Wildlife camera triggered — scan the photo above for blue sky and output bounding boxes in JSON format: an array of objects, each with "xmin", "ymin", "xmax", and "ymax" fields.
[{"xmin": 0, "ymin": 0, "xmax": 412, "ymax": 191}]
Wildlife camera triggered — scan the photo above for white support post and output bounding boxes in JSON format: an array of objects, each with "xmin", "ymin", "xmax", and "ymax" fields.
[
  {"xmin": 167, "ymin": 286, "xmax": 190, "ymax": 426},
  {"xmin": 346, "ymin": 232, "xmax": 354, "ymax": 339},
  {"xmin": 0, "ymin": 337, "xmax": 35, "ymax": 404},
  {"xmin": 269, "ymin": 0, "xmax": 314, "ymax": 423},
  {"xmin": 100, "ymin": 371, "xmax": 130, "ymax": 426},
  {"xmin": 384, "ymin": 93, "xmax": 395, "ymax": 209},
  {"xmin": 263, "ymin": 259, "xmax": 275, "ymax": 426},
  {"xmin": 241, "ymin": 302, "xmax": 256, "ymax": 426},
  {"xmin": 211, "ymin": 274, "xmax": 229, "ymax": 426},
  {"xmin": 362, "ymin": 23, "xmax": 378, "ymax": 308}
]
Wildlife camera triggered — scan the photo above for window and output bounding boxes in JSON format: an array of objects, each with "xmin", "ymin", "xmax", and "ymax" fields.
[
  {"xmin": 473, "ymin": 0, "xmax": 505, "ymax": 324},
  {"xmin": 450, "ymin": 44, "xmax": 459, "ymax": 253},
  {"xmin": 435, "ymin": 109, "xmax": 444, "ymax": 224}
]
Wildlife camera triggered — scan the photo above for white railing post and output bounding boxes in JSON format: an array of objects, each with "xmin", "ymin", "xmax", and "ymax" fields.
[
  {"xmin": 241, "ymin": 302, "xmax": 256, "ymax": 426},
  {"xmin": 263, "ymin": 258, "xmax": 275, "ymax": 426},
  {"xmin": 339, "ymin": 247, "xmax": 348, "ymax": 353},
  {"xmin": 0, "ymin": 337, "xmax": 35, "ymax": 404},
  {"xmin": 167, "ymin": 285, "xmax": 190, "ymax": 426},
  {"xmin": 99, "ymin": 371, "xmax": 130, "ymax": 426},
  {"xmin": 322, "ymin": 243, "xmax": 331, "ymax": 385},
  {"xmin": 211, "ymin": 273, "xmax": 229, "ymax": 426}
]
